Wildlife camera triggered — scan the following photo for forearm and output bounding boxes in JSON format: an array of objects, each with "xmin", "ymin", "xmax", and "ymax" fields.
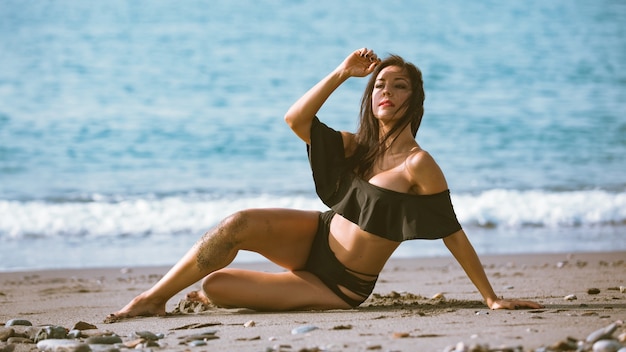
[
  {"xmin": 284, "ymin": 68, "xmax": 349, "ymax": 143},
  {"xmin": 443, "ymin": 230, "xmax": 499, "ymax": 307}
]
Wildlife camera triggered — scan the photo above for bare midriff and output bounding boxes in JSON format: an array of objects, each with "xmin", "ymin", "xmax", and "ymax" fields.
[{"xmin": 328, "ymin": 213, "xmax": 400, "ymax": 276}]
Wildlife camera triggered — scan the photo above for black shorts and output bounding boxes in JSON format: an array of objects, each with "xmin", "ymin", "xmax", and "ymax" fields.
[{"xmin": 304, "ymin": 210, "xmax": 378, "ymax": 307}]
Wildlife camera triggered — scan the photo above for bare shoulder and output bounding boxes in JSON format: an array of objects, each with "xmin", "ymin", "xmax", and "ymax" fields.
[
  {"xmin": 406, "ymin": 148, "xmax": 439, "ymax": 172},
  {"xmin": 405, "ymin": 149, "xmax": 448, "ymax": 194}
]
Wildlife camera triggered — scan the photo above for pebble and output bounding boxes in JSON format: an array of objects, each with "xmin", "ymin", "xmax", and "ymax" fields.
[
  {"xmin": 593, "ymin": 340, "xmax": 622, "ymax": 352},
  {"xmin": 85, "ymin": 335, "xmax": 123, "ymax": 344},
  {"xmin": 133, "ymin": 331, "xmax": 160, "ymax": 341},
  {"xmin": 89, "ymin": 345, "xmax": 121, "ymax": 352},
  {"xmin": 587, "ymin": 322, "xmax": 620, "ymax": 343},
  {"xmin": 177, "ymin": 330, "xmax": 219, "ymax": 344},
  {"xmin": 0, "ymin": 327, "xmax": 14, "ymax": 341},
  {"xmin": 36, "ymin": 339, "xmax": 91, "ymax": 352},
  {"xmin": 188, "ymin": 340, "xmax": 207, "ymax": 346},
  {"xmin": 7, "ymin": 337, "xmax": 32, "ymax": 344},
  {"xmin": 243, "ymin": 320, "xmax": 256, "ymax": 328},
  {"xmin": 4, "ymin": 319, "xmax": 32, "ymax": 327},
  {"xmin": 291, "ymin": 325, "xmax": 318, "ymax": 335},
  {"xmin": 443, "ymin": 320, "xmax": 626, "ymax": 352},
  {"xmin": 588, "ymin": 288, "xmax": 601, "ymax": 295},
  {"xmin": 32, "ymin": 325, "xmax": 68, "ymax": 342},
  {"xmin": 564, "ymin": 294, "xmax": 577, "ymax": 301},
  {"xmin": 72, "ymin": 321, "xmax": 98, "ymax": 331},
  {"xmin": 620, "ymin": 286, "xmax": 625, "ymax": 293}
]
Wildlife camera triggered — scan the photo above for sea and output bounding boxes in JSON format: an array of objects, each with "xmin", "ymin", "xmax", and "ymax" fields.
[{"xmin": 1, "ymin": 0, "xmax": 625, "ymax": 271}]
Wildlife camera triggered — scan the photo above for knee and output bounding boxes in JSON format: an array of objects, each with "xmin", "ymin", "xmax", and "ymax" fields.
[
  {"xmin": 201, "ymin": 270, "xmax": 236, "ymax": 307},
  {"xmin": 216, "ymin": 210, "xmax": 253, "ymax": 237}
]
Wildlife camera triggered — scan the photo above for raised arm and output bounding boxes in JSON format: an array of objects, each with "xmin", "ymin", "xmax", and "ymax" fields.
[{"xmin": 284, "ymin": 48, "xmax": 380, "ymax": 144}]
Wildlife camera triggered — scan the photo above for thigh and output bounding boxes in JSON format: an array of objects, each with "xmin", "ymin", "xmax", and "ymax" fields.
[
  {"xmin": 202, "ymin": 268, "xmax": 351, "ymax": 311},
  {"xmin": 232, "ymin": 208, "xmax": 320, "ymax": 270}
]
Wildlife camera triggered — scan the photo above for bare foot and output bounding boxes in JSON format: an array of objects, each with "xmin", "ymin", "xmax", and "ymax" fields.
[
  {"xmin": 185, "ymin": 290, "xmax": 211, "ymax": 305},
  {"xmin": 104, "ymin": 292, "xmax": 167, "ymax": 323}
]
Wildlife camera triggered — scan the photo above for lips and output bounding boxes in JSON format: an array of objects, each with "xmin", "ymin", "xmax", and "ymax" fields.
[{"xmin": 379, "ymin": 100, "xmax": 394, "ymax": 107}]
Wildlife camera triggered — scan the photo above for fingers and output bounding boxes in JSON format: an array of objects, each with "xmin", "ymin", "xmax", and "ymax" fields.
[{"xmin": 357, "ymin": 47, "xmax": 380, "ymax": 63}]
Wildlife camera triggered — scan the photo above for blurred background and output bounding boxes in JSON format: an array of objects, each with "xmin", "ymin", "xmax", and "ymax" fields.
[{"xmin": 0, "ymin": 0, "xmax": 624, "ymax": 270}]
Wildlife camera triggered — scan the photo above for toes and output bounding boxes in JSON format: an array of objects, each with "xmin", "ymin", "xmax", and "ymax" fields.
[
  {"xmin": 103, "ymin": 313, "xmax": 121, "ymax": 324},
  {"xmin": 186, "ymin": 291, "xmax": 200, "ymax": 300}
]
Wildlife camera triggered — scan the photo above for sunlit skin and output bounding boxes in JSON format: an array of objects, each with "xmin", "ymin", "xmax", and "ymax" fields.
[
  {"xmin": 372, "ymin": 66, "xmax": 413, "ymax": 125},
  {"xmin": 106, "ymin": 48, "xmax": 542, "ymax": 322}
]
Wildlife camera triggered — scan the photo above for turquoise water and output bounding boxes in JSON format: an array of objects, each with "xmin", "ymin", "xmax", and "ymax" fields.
[{"xmin": 1, "ymin": 0, "xmax": 625, "ymax": 270}]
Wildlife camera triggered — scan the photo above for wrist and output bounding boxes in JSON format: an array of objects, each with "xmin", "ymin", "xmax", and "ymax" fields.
[{"xmin": 485, "ymin": 295, "xmax": 499, "ymax": 308}]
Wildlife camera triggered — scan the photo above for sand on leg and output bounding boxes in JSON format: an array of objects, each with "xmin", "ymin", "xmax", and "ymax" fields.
[{"xmin": 105, "ymin": 208, "xmax": 320, "ymax": 322}]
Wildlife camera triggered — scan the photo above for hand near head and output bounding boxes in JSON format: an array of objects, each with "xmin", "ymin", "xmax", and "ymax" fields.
[
  {"xmin": 336, "ymin": 48, "xmax": 381, "ymax": 78},
  {"xmin": 488, "ymin": 298, "xmax": 544, "ymax": 310}
]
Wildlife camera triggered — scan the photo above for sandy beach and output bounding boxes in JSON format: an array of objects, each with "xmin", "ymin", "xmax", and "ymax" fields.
[{"xmin": 1, "ymin": 251, "xmax": 625, "ymax": 351}]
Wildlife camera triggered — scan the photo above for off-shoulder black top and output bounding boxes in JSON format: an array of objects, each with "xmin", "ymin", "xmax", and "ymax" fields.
[{"xmin": 307, "ymin": 116, "xmax": 462, "ymax": 242}]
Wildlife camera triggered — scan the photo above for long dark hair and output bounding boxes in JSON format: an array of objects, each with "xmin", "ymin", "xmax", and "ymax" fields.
[{"xmin": 348, "ymin": 55, "xmax": 425, "ymax": 178}]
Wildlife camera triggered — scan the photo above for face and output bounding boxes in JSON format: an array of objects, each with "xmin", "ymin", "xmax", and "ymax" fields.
[{"xmin": 371, "ymin": 65, "xmax": 412, "ymax": 123}]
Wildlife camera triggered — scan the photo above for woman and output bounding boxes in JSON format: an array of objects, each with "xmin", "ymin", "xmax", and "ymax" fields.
[{"xmin": 106, "ymin": 48, "xmax": 541, "ymax": 322}]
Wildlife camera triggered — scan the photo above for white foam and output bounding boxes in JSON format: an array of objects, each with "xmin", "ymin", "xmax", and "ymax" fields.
[
  {"xmin": 452, "ymin": 189, "xmax": 626, "ymax": 228},
  {"xmin": 0, "ymin": 189, "xmax": 625, "ymax": 240},
  {"xmin": 0, "ymin": 195, "xmax": 327, "ymax": 240}
]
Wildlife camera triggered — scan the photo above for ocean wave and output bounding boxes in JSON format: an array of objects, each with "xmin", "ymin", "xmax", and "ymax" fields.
[
  {"xmin": 453, "ymin": 189, "xmax": 626, "ymax": 228},
  {"xmin": 1, "ymin": 189, "xmax": 625, "ymax": 240}
]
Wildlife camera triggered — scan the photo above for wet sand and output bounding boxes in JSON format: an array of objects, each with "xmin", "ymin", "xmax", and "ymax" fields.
[{"xmin": 1, "ymin": 251, "xmax": 625, "ymax": 351}]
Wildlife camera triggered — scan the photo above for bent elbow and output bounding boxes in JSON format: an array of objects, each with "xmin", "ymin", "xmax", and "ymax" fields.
[{"xmin": 284, "ymin": 112, "xmax": 296, "ymax": 129}]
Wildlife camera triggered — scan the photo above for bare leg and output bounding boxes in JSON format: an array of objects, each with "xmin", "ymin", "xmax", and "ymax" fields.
[
  {"xmin": 106, "ymin": 208, "xmax": 320, "ymax": 322},
  {"xmin": 201, "ymin": 268, "xmax": 351, "ymax": 310}
]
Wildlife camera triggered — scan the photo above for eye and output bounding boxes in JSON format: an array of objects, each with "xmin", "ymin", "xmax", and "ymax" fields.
[
  {"xmin": 395, "ymin": 83, "xmax": 408, "ymax": 89},
  {"xmin": 374, "ymin": 83, "xmax": 384, "ymax": 89}
]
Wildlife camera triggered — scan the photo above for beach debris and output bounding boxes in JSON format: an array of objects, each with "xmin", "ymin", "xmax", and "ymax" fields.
[
  {"xmin": 171, "ymin": 298, "xmax": 213, "ymax": 314},
  {"xmin": 169, "ymin": 321, "xmax": 221, "ymax": 330},
  {"xmin": 243, "ymin": 320, "xmax": 256, "ymax": 327},
  {"xmin": 547, "ymin": 337, "xmax": 579, "ymax": 351},
  {"xmin": 332, "ymin": 324, "xmax": 352, "ymax": 330},
  {"xmin": 177, "ymin": 330, "xmax": 219, "ymax": 345},
  {"xmin": 392, "ymin": 332, "xmax": 410, "ymax": 338},
  {"xmin": 621, "ymin": 286, "xmax": 625, "ymax": 294},
  {"xmin": 432, "ymin": 292, "xmax": 446, "ymax": 300},
  {"xmin": 564, "ymin": 294, "xmax": 577, "ymax": 301},
  {"xmin": 266, "ymin": 343, "xmax": 294, "ymax": 351},
  {"xmin": 4, "ymin": 319, "xmax": 32, "ymax": 327},
  {"xmin": 291, "ymin": 325, "xmax": 318, "ymax": 335},
  {"xmin": 588, "ymin": 288, "xmax": 601, "ymax": 295}
]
